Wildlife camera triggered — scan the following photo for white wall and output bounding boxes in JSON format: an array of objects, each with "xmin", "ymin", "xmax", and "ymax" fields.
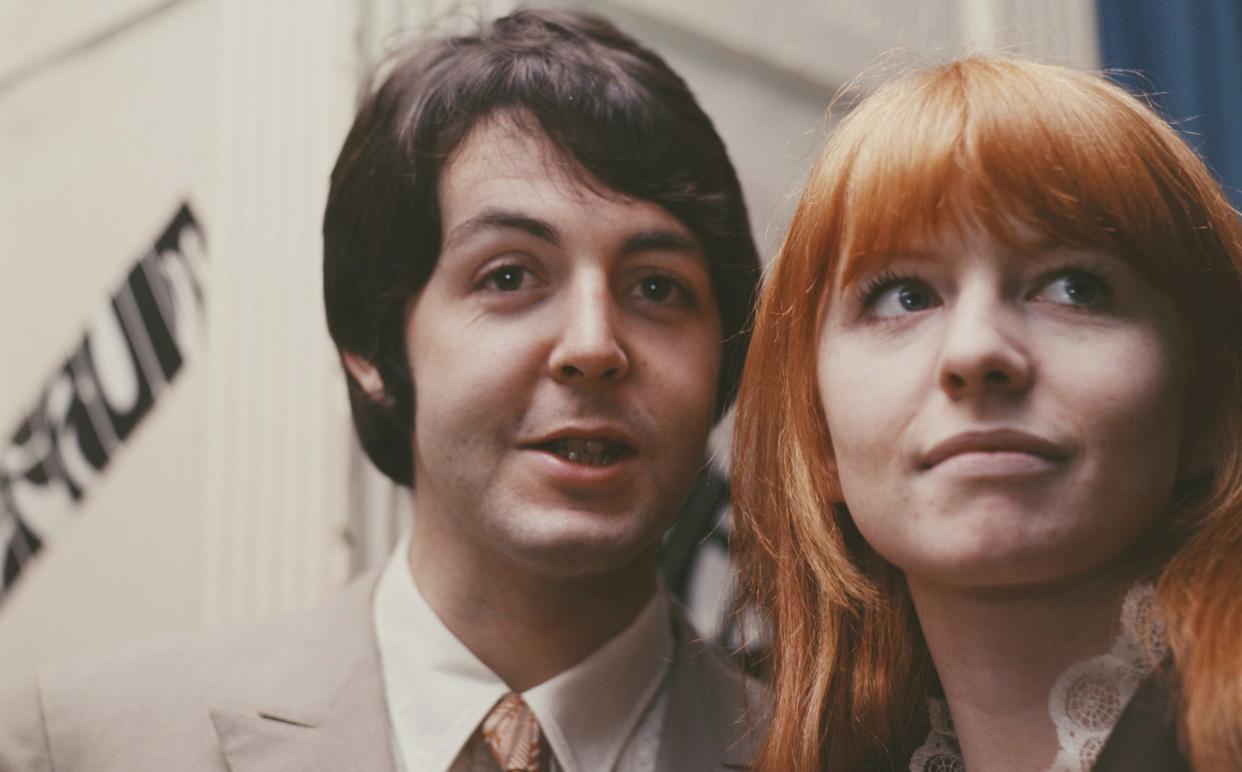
[
  {"xmin": 0, "ymin": 0, "xmax": 360, "ymax": 672},
  {"xmin": 572, "ymin": 0, "xmax": 1097, "ymax": 263}
]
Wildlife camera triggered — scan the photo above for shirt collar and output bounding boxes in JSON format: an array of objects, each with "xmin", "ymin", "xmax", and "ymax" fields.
[
  {"xmin": 524, "ymin": 574, "xmax": 671, "ymax": 772},
  {"xmin": 373, "ymin": 536, "xmax": 672, "ymax": 772}
]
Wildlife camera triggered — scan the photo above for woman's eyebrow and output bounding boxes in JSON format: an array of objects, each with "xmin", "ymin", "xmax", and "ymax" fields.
[{"xmin": 839, "ymin": 248, "xmax": 938, "ymax": 283}]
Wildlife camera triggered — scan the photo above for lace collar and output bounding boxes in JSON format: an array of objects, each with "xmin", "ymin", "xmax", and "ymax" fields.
[{"xmin": 909, "ymin": 583, "xmax": 1167, "ymax": 772}]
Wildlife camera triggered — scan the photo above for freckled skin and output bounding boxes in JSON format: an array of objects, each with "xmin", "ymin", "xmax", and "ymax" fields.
[{"xmin": 816, "ymin": 226, "xmax": 1189, "ymax": 591}]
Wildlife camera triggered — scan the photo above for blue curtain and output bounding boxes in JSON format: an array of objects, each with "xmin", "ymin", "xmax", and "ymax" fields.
[{"xmin": 1097, "ymin": 0, "xmax": 1242, "ymax": 210}]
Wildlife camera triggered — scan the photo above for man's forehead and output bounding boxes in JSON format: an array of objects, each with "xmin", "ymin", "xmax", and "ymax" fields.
[
  {"xmin": 440, "ymin": 113, "xmax": 617, "ymax": 206},
  {"xmin": 437, "ymin": 112, "xmax": 700, "ymax": 248}
]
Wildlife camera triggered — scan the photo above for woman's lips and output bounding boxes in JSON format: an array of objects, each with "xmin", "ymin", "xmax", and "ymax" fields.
[
  {"xmin": 921, "ymin": 428, "xmax": 1069, "ymax": 477},
  {"xmin": 929, "ymin": 450, "xmax": 1063, "ymax": 477}
]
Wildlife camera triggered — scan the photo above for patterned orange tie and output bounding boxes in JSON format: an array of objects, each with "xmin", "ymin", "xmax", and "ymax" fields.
[{"xmin": 481, "ymin": 692, "xmax": 543, "ymax": 772}]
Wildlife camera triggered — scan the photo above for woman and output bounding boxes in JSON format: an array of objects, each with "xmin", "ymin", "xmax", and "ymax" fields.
[{"xmin": 733, "ymin": 55, "xmax": 1242, "ymax": 771}]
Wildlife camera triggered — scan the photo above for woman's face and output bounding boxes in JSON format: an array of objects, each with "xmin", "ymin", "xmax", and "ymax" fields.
[{"xmin": 816, "ymin": 224, "xmax": 1192, "ymax": 591}]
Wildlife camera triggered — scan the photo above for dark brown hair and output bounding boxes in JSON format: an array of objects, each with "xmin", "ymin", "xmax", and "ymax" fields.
[{"xmin": 323, "ymin": 8, "xmax": 759, "ymax": 485}]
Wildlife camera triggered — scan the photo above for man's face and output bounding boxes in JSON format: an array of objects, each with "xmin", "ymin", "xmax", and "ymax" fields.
[{"xmin": 404, "ymin": 116, "xmax": 721, "ymax": 579}]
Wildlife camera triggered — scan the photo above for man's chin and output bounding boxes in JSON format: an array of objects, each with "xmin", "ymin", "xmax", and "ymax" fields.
[{"xmin": 496, "ymin": 515, "xmax": 666, "ymax": 579}]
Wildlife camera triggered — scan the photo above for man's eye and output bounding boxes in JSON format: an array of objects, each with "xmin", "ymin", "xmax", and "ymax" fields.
[
  {"xmin": 865, "ymin": 278, "xmax": 939, "ymax": 318},
  {"xmin": 482, "ymin": 265, "xmax": 529, "ymax": 292},
  {"xmin": 1036, "ymin": 271, "xmax": 1110, "ymax": 307},
  {"xmin": 639, "ymin": 275, "xmax": 677, "ymax": 302},
  {"xmin": 633, "ymin": 274, "xmax": 693, "ymax": 306}
]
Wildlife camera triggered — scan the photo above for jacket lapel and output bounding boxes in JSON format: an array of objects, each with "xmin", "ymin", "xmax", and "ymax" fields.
[
  {"xmin": 210, "ymin": 571, "xmax": 397, "ymax": 772},
  {"xmin": 656, "ymin": 606, "xmax": 765, "ymax": 771}
]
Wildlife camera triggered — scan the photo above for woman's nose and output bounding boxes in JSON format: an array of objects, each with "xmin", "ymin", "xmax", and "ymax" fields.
[
  {"xmin": 547, "ymin": 279, "xmax": 630, "ymax": 384},
  {"xmin": 936, "ymin": 295, "xmax": 1032, "ymax": 400}
]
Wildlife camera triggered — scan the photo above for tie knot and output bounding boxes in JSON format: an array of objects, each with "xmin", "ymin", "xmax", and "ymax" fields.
[{"xmin": 481, "ymin": 693, "xmax": 543, "ymax": 772}]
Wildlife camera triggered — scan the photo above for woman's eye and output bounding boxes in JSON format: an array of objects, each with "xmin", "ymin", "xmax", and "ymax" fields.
[
  {"xmin": 482, "ymin": 265, "xmax": 530, "ymax": 292},
  {"xmin": 1036, "ymin": 271, "xmax": 1109, "ymax": 307},
  {"xmin": 868, "ymin": 279, "xmax": 938, "ymax": 318}
]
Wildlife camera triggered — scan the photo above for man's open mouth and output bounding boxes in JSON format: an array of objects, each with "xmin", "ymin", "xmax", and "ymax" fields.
[{"xmin": 536, "ymin": 438, "xmax": 634, "ymax": 467}]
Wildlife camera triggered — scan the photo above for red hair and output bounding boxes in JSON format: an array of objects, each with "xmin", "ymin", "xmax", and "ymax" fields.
[{"xmin": 733, "ymin": 55, "xmax": 1242, "ymax": 770}]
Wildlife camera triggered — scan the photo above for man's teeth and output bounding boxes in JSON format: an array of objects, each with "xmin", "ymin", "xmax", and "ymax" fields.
[{"xmin": 547, "ymin": 438, "xmax": 623, "ymax": 466}]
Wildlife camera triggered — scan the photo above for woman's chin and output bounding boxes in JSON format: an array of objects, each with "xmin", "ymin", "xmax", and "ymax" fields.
[{"xmin": 892, "ymin": 536, "xmax": 1128, "ymax": 596}]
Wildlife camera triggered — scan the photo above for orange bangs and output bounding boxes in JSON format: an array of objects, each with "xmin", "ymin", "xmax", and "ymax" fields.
[{"xmin": 796, "ymin": 56, "xmax": 1236, "ymax": 309}]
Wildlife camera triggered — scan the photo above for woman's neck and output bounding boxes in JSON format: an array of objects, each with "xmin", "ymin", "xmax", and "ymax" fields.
[{"xmin": 908, "ymin": 569, "xmax": 1135, "ymax": 772}]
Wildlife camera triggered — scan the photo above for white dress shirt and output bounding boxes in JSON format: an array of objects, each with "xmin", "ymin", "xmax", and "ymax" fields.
[{"xmin": 373, "ymin": 537, "xmax": 673, "ymax": 772}]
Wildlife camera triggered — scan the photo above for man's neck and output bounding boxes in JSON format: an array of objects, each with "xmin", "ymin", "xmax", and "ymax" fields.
[
  {"xmin": 406, "ymin": 524, "xmax": 660, "ymax": 693},
  {"xmin": 908, "ymin": 569, "xmax": 1134, "ymax": 772}
]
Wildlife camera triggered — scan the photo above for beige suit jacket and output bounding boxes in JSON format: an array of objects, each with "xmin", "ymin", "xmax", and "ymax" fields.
[{"xmin": 0, "ymin": 573, "xmax": 762, "ymax": 771}]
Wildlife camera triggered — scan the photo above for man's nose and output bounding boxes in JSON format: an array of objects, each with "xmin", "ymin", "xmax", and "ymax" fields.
[
  {"xmin": 935, "ymin": 293, "xmax": 1032, "ymax": 400},
  {"xmin": 548, "ymin": 277, "xmax": 630, "ymax": 384}
]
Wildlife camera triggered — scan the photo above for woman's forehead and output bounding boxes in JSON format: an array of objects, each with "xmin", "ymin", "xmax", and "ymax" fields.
[{"xmin": 833, "ymin": 211, "xmax": 1088, "ymax": 287}]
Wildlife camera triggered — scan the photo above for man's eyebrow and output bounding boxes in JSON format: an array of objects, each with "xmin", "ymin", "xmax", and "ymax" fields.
[
  {"xmin": 620, "ymin": 230, "xmax": 700, "ymax": 256},
  {"xmin": 442, "ymin": 210, "xmax": 561, "ymax": 252}
]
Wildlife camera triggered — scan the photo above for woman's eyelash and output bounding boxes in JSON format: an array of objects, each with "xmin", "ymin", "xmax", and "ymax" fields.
[
  {"xmin": 1043, "ymin": 261, "xmax": 1112, "ymax": 285},
  {"xmin": 856, "ymin": 271, "xmax": 921, "ymax": 306},
  {"xmin": 1034, "ymin": 261, "xmax": 1116, "ymax": 304},
  {"xmin": 854, "ymin": 263, "xmax": 1114, "ymax": 302}
]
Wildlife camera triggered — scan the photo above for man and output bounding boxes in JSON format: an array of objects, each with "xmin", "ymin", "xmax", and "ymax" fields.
[{"xmin": 0, "ymin": 9, "xmax": 762, "ymax": 771}]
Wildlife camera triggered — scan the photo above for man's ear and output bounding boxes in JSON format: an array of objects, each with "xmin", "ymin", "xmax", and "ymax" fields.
[{"xmin": 341, "ymin": 351, "xmax": 395, "ymax": 407}]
